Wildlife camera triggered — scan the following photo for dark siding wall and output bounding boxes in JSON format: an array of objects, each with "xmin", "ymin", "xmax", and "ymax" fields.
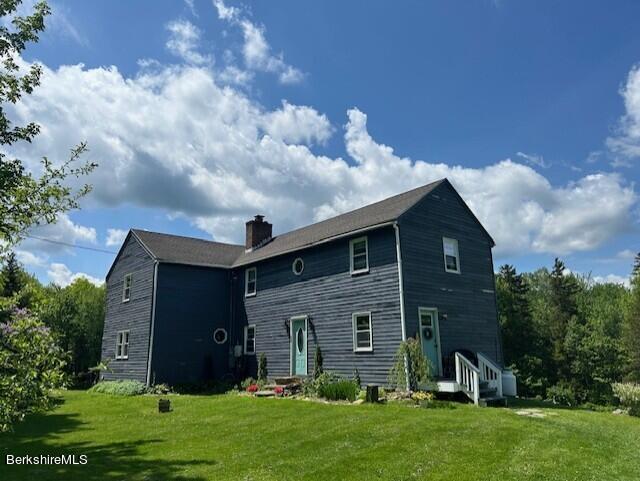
[
  {"xmin": 399, "ymin": 182, "xmax": 503, "ymax": 369},
  {"xmin": 233, "ymin": 227, "xmax": 402, "ymax": 386},
  {"xmin": 101, "ymin": 235, "xmax": 154, "ymax": 383},
  {"xmin": 151, "ymin": 264, "xmax": 232, "ymax": 385}
]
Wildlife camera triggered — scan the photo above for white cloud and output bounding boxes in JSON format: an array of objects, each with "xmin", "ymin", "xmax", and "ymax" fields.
[
  {"xmin": 15, "ymin": 250, "xmax": 47, "ymax": 267},
  {"xmin": 16, "ymin": 214, "xmax": 97, "ymax": 258},
  {"xmin": 592, "ymin": 273, "xmax": 630, "ymax": 288},
  {"xmin": 166, "ymin": 19, "xmax": 210, "ymax": 65},
  {"xmin": 617, "ymin": 249, "xmax": 637, "ymax": 260},
  {"xmin": 4, "ymin": 30, "xmax": 637, "ymax": 258},
  {"xmin": 263, "ymin": 101, "xmax": 333, "ymax": 145},
  {"xmin": 106, "ymin": 228, "xmax": 128, "ymax": 247},
  {"xmin": 184, "ymin": 0, "xmax": 197, "ymax": 16},
  {"xmin": 516, "ymin": 151, "xmax": 550, "ymax": 169},
  {"xmin": 213, "ymin": 0, "xmax": 304, "ymax": 84},
  {"xmin": 47, "ymin": 263, "xmax": 103, "ymax": 287},
  {"xmin": 607, "ymin": 64, "xmax": 640, "ymax": 162}
]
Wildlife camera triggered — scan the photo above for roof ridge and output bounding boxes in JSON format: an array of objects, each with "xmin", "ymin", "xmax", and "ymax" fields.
[
  {"xmin": 132, "ymin": 228, "xmax": 244, "ymax": 249},
  {"xmin": 269, "ymin": 178, "xmax": 446, "ymax": 239}
]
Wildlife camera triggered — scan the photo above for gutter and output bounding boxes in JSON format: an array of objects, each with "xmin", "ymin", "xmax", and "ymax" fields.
[
  {"xmin": 394, "ymin": 222, "xmax": 410, "ymax": 389},
  {"xmin": 145, "ymin": 260, "xmax": 159, "ymax": 387}
]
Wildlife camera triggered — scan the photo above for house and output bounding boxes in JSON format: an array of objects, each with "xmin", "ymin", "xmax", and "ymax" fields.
[{"xmin": 100, "ymin": 178, "xmax": 516, "ymax": 404}]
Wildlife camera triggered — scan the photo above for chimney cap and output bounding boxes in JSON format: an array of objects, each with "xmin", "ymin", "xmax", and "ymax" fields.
[{"xmin": 253, "ymin": 214, "xmax": 265, "ymax": 222}]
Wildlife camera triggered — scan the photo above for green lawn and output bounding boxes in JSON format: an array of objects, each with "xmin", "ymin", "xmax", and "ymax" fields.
[{"xmin": 1, "ymin": 391, "xmax": 640, "ymax": 481}]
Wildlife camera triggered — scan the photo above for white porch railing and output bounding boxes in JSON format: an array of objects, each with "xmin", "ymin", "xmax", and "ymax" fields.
[
  {"xmin": 478, "ymin": 352, "xmax": 503, "ymax": 398},
  {"xmin": 455, "ymin": 352, "xmax": 480, "ymax": 405}
]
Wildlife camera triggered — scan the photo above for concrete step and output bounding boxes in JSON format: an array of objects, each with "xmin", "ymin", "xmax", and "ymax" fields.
[
  {"xmin": 479, "ymin": 396, "xmax": 507, "ymax": 407},
  {"xmin": 273, "ymin": 376, "xmax": 302, "ymax": 386},
  {"xmin": 254, "ymin": 390, "xmax": 276, "ymax": 398}
]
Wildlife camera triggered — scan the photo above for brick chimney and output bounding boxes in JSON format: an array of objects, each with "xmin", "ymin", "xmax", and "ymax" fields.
[{"xmin": 245, "ymin": 215, "xmax": 272, "ymax": 250}]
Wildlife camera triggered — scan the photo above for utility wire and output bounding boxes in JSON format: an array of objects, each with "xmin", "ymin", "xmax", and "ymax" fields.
[{"xmin": 24, "ymin": 235, "xmax": 117, "ymax": 254}]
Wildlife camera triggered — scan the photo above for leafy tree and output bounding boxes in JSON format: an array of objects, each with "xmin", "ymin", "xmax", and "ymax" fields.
[
  {"xmin": 388, "ymin": 336, "xmax": 432, "ymax": 391},
  {"xmin": 496, "ymin": 264, "xmax": 546, "ymax": 397},
  {"xmin": 624, "ymin": 253, "xmax": 640, "ymax": 382},
  {"xmin": 0, "ymin": 307, "xmax": 66, "ymax": 431},
  {"xmin": 39, "ymin": 279, "xmax": 105, "ymax": 379},
  {"xmin": 0, "ymin": 0, "xmax": 95, "ymax": 252}
]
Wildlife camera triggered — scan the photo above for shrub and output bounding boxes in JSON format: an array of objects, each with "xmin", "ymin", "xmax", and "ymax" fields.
[
  {"xmin": 89, "ymin": 380, "xmax": 147, "ymax": 396},
  {"xmin": 353, "ymin": 368, "xmax": 361, "ymax": 388},
  {"xmin": 302, "ymin": 371, "xmax": 338, "ymax": 397},
  {"xmin": 246, "ymin": 384, "xmax": 259, "ymax": 393},
  {"xmin": 388, "ymin": 336, "xmax": 433, "ymax": 391},
  {"xmin": 411, "ymin": 391, "xmax": 434, "ymax": 404},
  {"xmin": 318, "ymin": 379, "xmax": 359, "ymax": 402},
  {"xmin": 313, "ymin": 346, "xmax": 324, "ymax": 379},
  {"xmin": 241, "ymin": 377, "xmax": 256, "ymax": 390},
  {"xmin": 612, "ymin": 382, "xmax": 640, "ymax": 416},
  {"xmin": 258, "ymin": 353, "xmax": 268, "ymax": 382},
  {"xmin": 274, "ymin": 386, "xmax": 284, "ymax": 396},
  {"xmin": 0, "ymin": 308, "xmax": 67, "ymax": 432},
  {"xmin": 147, "ymin": 383, "xmax": 172, "ymax": 395},
  {"xmin": 546, "ymin": 383, "xmax": 579, "ymax": 406}
]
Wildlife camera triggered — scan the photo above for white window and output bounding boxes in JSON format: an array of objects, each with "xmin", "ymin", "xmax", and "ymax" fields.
[
  {"xmin": 349, "ymin": 236, "xmax": 369, "ymax": 274},
  {"xmin": 244, "ymin": 325, "xmax": 256, "ymax": 354},
  {"xmin": 122, "ymin": 273, "xmax": 132, "ymax": 302},
  {"xmin": 115, "ymin": 330, "xmax": 130, "ymax": 360},
  {"xmin": 352, "ymin": 312, "xmax": 373, "ymax": 352},
  {"xmin": 245, "ymin": 267, "xmax": 257, "ymax": 297},
  {"xmin": 292, "ymin": 257, "xmax": 304, "ymax": 276},
  {"xmin": 442, "ymin": 237, "xmax": 460, "ymax": 274}
]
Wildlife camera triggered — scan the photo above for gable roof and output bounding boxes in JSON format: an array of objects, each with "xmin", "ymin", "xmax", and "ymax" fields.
[
  {"xmin": 107, "ymin": 178, "xmax": 493, "ymax": 274},
  {"xmin": 131, "ymin": 229, "xmax": 245, "ymax": 267},
  {"xmin": 233, "ymin": 179, "xmax": 445, "ymax": 266}
]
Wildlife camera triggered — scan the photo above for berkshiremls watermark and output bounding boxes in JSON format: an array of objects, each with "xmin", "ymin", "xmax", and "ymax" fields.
[{"xmin": 5, "ymin": 454, "xmax": 88, "ymax": 465}]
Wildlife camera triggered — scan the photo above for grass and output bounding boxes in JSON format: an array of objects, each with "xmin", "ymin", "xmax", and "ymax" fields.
[{"xmin": 1, "ymin": 391, "xmax": 640, "ymax": 481}]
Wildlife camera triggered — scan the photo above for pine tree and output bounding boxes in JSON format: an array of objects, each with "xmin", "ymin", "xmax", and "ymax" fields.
[
  {"xmin": 1, "ymin": 252, "xmax": 25, "ymax": 297},
  {"xmin": 548, "ymin": 258, "xmax": 581, "ymax": 380},
  {"xmin": 624, "ymin": 253, "xmax": 640, "ymax": 381}
]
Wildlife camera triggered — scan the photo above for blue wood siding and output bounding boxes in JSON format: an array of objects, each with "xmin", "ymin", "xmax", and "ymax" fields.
[
  {"xmin": 151, "ymin": 264, "xmax": 232, "ymax": 385},
  {"xmin": 101, "ymin": 235, "xmax": 154, "ymax": 383},
  {"xmin": 399, "ymin": 182, "xmax": 503, "ymax": 368},
  {"xmin": 234, "ymin": 227, "xmax": 403, "ymax": 385}
]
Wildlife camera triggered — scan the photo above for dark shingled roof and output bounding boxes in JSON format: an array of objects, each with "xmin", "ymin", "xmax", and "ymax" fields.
[
  {"xmin": 128, "ymin": 179, "xmax": 446, "ymax": 269},
  {"xmin": 233, "ymin": 179, "xmax": 445, "ymax": 266},
  {"xmin": 132, "ymin": 229, "xmax": 244, "ymax": 267}
]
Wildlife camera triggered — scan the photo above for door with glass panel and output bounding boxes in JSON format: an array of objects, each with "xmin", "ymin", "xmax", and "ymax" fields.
[{"xmin": 290, "ymin": 316, "xmax": 307, "ymax": 376}]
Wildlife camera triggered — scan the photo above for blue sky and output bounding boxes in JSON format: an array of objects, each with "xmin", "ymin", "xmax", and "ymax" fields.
[{"xmin": 8, "ymin": 0, "xmax": 640, "ymax": 286}]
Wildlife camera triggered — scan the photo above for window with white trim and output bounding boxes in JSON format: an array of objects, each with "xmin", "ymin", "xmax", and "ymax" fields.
[
  {"xmin": 115, "ymin": 330, "xmax": 129, "ymax": 359},
  {"xmin": 442, "ymin": 237, "xmax": 460, "ymax": 274},
  {"xmin": 122, "ymin": 273, "xmax": 132, "ymax": 302},
  {"xmin": 352, "ymin": 312, "xmax": 373, "ymax": 352},
  {"xmin": 349, "ymin": 236, "xmax": 369, "ymax": 274},
  {"xmin": 244, "ymin": 325, "xmax": 256, "ymax": 354},
  {"xmin": 245, "ymin": 267, "xmax": 257, "ymax": 297}
]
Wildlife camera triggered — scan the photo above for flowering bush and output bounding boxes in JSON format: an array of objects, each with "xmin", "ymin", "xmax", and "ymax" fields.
[
  {"xmin": 411, "ymin": 391, "xmax": 434, "ymax": 404},
  {"xmin": 274, "ymin": 386, "xmax": 284, "ymax": 396},
  {"xmin": 0, "ymin": 308, "xmax": 67, "ymax": 432},
  {"xmin": 246, "ymin": 384, "xmax": 259, "ymax": 393},
  {"xmin": 612, "ymin": 383, "xmax": 640, "ymax": 416}
]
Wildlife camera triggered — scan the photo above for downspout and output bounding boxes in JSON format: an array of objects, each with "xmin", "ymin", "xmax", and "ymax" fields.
[
  {"xmin": 394, "ymin": 223, "xmax": 410, "ymax": 390},
  {"xmin": 146, "ymin": 261, "xmax": 159, "ymax": 387}
]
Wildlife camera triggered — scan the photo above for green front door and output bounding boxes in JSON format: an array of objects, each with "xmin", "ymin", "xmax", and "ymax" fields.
[
  {"xmin": 291, "ymin": 317, "xmax": 307, "ymax": 376},
  {"xmin": 419, "ymin": 308, "xmax": 440, "ymax": 376}
]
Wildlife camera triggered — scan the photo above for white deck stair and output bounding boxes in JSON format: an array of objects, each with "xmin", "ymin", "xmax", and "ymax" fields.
[{"xmin": 452, "ymin": 352, "xmax": 507, "ymax": 406}]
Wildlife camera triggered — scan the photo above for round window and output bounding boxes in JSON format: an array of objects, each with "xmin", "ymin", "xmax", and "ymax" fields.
[
  {"xmin": 213, "ymin": 328, "xmax": 228, "ymax": 344},
  {"xmin": 296, "ymin": 327, "xmax": 304, "ymax": 353},
  {"xmin": 292, "ymin": 257, "xmax": 304, "ymax": 275}
]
